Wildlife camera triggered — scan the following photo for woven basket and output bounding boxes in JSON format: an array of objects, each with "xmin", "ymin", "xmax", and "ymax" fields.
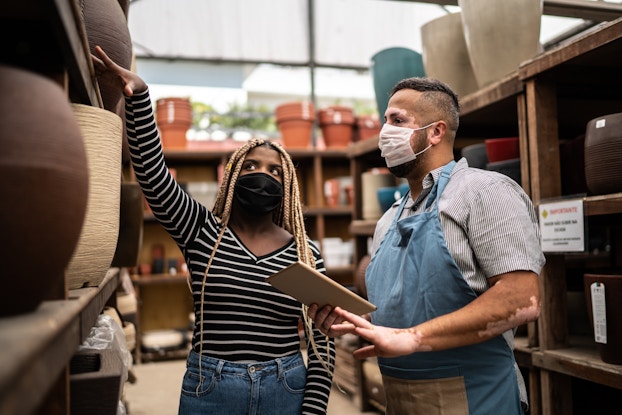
[{"xmin": 67, "ymin": 104, "xmax": 122, "ymax": 289}]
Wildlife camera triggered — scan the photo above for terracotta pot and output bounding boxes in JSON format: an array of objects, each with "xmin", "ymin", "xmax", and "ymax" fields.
[
  {"xmin": 421, "ymin": 12, "xmax": 479, "ymax": 97},
  {"xmin": 275, "ymin": 101, "xmax": 315, "ymax": 122},
  {"xmin": 584, "ymin": 112, "xmax": 622, "ymax": 196},
  {"xmin": 354, "ymin": 115, "xmax": 381, "ymax": 142},
  {"xmin": 276, "ymin": 119, "xmax": 314, "ymax": 149},
  {"xmin": 0, "ymin": 65, "xmax": 89, "ymax": 316},
  {"xmin": 459, "ymin": 0, "xmax": 542, "ymax": 88},
  {"xmin": 584, "ymin": 274, "xmax": 622, "ymax": 365},
  {"xmin": 67, "ymin": 104, "xmax": 123, "ymax": 289},
  {"xmin": 319, "ymin": 106, "xmax": 355, "ymax": 148},
  {"xmin": 156, "ymin": 98, "xmax": 193, "ymax": 149}
]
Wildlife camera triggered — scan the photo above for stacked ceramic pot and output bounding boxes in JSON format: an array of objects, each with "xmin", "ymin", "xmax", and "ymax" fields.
[
  {"xmin": 353, "ymin": 115, "xmax": 381, "ymax": 142},
  {"xmin": 318, "ymin": 106, "xmax": 355, "ymax": 148},
  {"xmin": 275, "ymin": 101, "xmax": 316, "ymax": 148},
  {"xmin": 156, "ymin": 97, "xmax": 193, "ymax": 149},
  {"xmin": 0, "ymin": 64, "xmax": 89, "ymax": 315}
]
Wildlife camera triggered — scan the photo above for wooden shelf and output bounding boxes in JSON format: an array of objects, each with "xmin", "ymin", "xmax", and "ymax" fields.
[
  {"xmin": 349, "ymin": 220, "xmax": 378, "ymax": 237},
  {"xmin": 0, "ymin": 269, "xmax": 120, "ymax": 415},
  {"xmin": 532, "ymin": 337, "xmax": 622, "ymax": 391}
]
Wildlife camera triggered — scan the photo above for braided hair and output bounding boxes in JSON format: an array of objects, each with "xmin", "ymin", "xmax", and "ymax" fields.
[{"xmin": 194, "ymin": 138, "xmax": 333, "ymax": 394}]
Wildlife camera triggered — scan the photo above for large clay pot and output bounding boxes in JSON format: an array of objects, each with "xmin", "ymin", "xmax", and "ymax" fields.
[
  {"xmin": 79, "ymin": 0, "xmax": 133, "ymax": 162},
  {"xmin": 0, "ymin": 65, "xmax": 89, "ymax": 316},
  {"xmin": 67, "ymin": 104, "xmax": 123, "ymax": 289},
  {"xmin": 584, "ymin": 112, "xmax": 622, "ymax": 196},
  {"xmin": 371, "ymin": 47, "xmax": 425, "ymax": 120},
  {"xmin": 459, "ymin": 0, "xmax": 542, "ymax": 88},
  {"xmin": 421, "ymin": 12, "xmax": 478, "ymax": 97}
]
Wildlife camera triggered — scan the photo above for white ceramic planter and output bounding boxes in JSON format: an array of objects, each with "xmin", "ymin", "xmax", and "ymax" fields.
[
  {"xmin": 67, "ymin": 104, "xmax": 122, "ymax": 289},
  {"xmin": 459, "ymin": 0, "xmax": 542, "ymax": 88},
  {"xmin": 421, "ymin": 12, "xmax": 478, "ymax": 97}
]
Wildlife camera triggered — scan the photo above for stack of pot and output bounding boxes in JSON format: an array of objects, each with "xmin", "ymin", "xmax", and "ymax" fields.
[
  {"xmin": 275, "ymin": 101, "xmax": 316, "ymax": 148},
  {"xmin": 156, "ymin": 97, "xmax": 193, "ymax": 149},
  {"xmin": 318, "ymin": 105, "xmax": 355, "ymax": 148}
]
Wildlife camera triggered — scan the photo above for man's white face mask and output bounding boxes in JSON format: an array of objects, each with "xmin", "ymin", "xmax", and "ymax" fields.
[{"xmin": 378, "ymin": 122, "xmax": 437, "ymax": 167}]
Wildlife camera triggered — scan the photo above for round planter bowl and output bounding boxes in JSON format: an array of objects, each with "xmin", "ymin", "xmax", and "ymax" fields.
[
  {"xmin": 0, "ymin": 65, "xmax": 89, "ymax": 316},
  {"xmin": 584, "ymin": 112, "xmax": 622, "ymax": 195},
  {"xmin": 485, "ymin": 137, "xmax": 520, "ymax": 162}
]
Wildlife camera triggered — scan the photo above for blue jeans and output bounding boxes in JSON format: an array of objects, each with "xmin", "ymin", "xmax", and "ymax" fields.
[{"xmin": 178, "ymin": 350, "xmax": 307, "ymax": 415}]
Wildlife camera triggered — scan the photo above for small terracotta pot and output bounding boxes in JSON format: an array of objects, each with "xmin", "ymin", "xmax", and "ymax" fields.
[
  {"xmin": 319, "ymin": 106, "xmax": 355, "ymax": 148},
  {"xmin": 0, "ymin": 65, "xmax": 89, "ymax": 315},
  {"xmin": 354, "ymin": 115, "xmax": 381, "ymax": 142},
  {"xmin": 276, "ymin": 119, "xmax": 314, "ymax": 148}
]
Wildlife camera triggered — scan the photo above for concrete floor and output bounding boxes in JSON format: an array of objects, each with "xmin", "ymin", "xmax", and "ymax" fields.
[{"xmin": 124, "ymin": 358, "xmax": 382, "ymax": 415}]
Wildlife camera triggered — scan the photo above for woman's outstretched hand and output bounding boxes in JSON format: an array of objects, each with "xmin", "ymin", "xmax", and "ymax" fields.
[{"xmin": 92, "ymin": 45, "xmax": 147, "ymax": 97}]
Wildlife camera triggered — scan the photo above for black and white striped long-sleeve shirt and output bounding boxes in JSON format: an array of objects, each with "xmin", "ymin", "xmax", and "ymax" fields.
[{"xmin": 125, "ymin": 89, "xmax": 334, "ymax": 414}]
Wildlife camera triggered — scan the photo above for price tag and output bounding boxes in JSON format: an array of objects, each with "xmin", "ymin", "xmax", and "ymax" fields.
[{"xmin": 590, "ymin": 282, "xmax": 607, "ymax": 344}]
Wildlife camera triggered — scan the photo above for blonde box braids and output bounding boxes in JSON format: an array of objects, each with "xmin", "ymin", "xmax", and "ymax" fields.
[{"xmin": 194, "ymin": 138, "xmax": 333, "ymax": 394}]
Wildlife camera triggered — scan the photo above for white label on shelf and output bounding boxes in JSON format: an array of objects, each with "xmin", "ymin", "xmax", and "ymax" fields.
[
  {"xmin": 590, "ymin": 282, "xmax": 607, "ymax": 344},
  {"xmin": 595, "ymin": 119, "xmax": 606, "ymax": 128},
  {"xmin": 539, "ymin": 198, "xmax": 585, "ymax": 252}
]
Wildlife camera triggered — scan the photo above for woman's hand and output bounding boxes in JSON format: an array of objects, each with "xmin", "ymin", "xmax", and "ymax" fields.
[
  {"xmin": 308, "ymin": 304, "xmax": 354, "ymax": 337},
  {"xmin": 92, "ymin": 45, "xmax": 147, "ymax": 97}
]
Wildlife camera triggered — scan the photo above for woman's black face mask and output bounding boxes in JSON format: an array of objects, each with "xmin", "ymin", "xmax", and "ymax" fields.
[{"xmin": 234, "ymin": 172, "xmax": 284, "ymax": 215}]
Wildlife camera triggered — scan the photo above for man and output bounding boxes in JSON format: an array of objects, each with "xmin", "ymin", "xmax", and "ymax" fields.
[{"xmin": 310, "ymin": 77, "xmax": 545, "ymax": 414}]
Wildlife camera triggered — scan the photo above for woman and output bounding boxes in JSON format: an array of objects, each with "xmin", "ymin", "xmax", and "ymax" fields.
[{"xmin": 92, "ymin": 46, "xmax": 335, "ymax": 415}]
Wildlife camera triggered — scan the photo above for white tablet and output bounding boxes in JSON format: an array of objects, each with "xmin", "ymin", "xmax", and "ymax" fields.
[{"xmin": 267, "ymin": 261, "xmax": 376, "ymax": 315}]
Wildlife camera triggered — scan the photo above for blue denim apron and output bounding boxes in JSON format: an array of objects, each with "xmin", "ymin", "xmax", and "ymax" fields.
[{"xmin": 366, "ymin": 161, "xmax": 522, "ymax": 414}]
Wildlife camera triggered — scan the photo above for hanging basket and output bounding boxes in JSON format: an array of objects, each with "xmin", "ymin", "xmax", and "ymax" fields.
[{"xmin": 67, "ymin": 104, "xmax": 123, "ymax": 289}]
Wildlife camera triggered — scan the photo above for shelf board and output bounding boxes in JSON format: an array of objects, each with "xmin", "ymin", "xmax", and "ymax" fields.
[
  {"xmin": 304, "ymin": 205, "xmax": 352, "ymax": 216},
  {"xmin": 132, "ymin": 274, "xmax": 189, "ymax": 286},
  {"xmin": 583, "ymin": 192, "xmax": 622, "ymax": 216},
  {"xmin": 349, "ymin": 220, "xmax": 378, "ymax": 236},
  {"xmin": 532, "ymin": 337, "xmax": 622, "ymax": 390},
  {"xmin": 0, "ymin": 269, "xmax": 120, "ymax": 415},
  {"xmin": 347, "ymin": 137, "xmax": 379, "ymax": 159},
  {"xmin": 520, "ymin": 17, "xmax": 622, "ymax": 81}
]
